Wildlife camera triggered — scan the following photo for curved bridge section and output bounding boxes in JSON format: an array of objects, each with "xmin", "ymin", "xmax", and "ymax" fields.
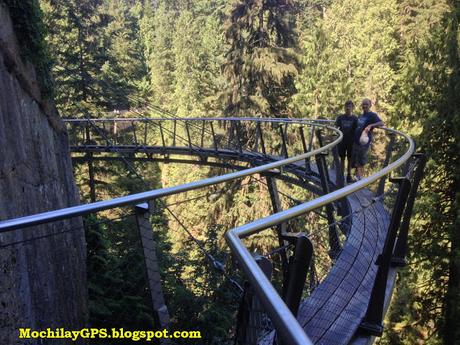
[{"xmin": 0, "ymin": 117, "xmax": 424, "ymax": 345}]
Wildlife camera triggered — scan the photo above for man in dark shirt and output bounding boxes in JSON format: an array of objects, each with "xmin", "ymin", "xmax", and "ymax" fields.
[
  {"xmin": 352, "ymin": 98, "xmax": 384, "ymax": 180},
  {"xmin": 335, "ymin": 100, "xmax": 358, "ymax": 183}
]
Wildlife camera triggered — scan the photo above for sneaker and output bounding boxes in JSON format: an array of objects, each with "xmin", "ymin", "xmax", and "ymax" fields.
[{"xmin": 346, "ymin": 175, "xmax": 354, "ymax": 183}]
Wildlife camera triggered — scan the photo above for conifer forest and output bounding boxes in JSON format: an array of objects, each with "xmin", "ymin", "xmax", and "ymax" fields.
[{"xmin": 2, "ymin": 0, "xmax": 460, "ymax": 344}]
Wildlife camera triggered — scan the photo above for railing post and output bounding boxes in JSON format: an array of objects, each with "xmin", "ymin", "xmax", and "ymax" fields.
[
  {"xmin": 131, "ymin": 121, "xmax": 138, "ymax": 146},
  {"xmin": 135, "ymin": 203, "xmax": 170, "ymax": 336},
  {"xmin": 102, "ymin": 122, "xmax": 111, "ymax": 147},
  {"xmin": 172, "ymin": 120, "xmax": 177, "ymax": 147},
  {"xmin": 158, "ymin": 122, "xmax": 166, "ymax": 149},
  {"xmin": 331, "ymin": 145, "xmax": 345, "ymax": 188},
  {"xmin": 227, "ymin": 121, "xmax": 235, "ymax": 149},
  {"xmin": 360, "ymin": 177, "xmax": 411, "ymax": 336},
  {"xmin": 282, "ymin": 235, "xmax": 313, "ymax": 317},
  {"xmin": 210, "ymin": 121, "xmax": 218, "ymax": 152},
  {"xmin": 315, "ymin": 152, "xmax": 341, "ymax": 259},
  {"xmin": 265, "ymin": 177, "xmax": 289, "ymax": 274},
  {"xmin": 256, "ymin": 122, "xmax": 266, "ymax": 154},
  {"xmin": 235, "ymin": 120, "xmax": 244, "ymax": 153},
  {"xmin": 112, "ymin": 119, "xmax": 118, "ymax": 145},
  {"xmin": 200, "ymin": 120, "xmax": 205, "ymax": 148},
  {"xmin": 143, "ymin": 121, "xmax": 148, "ymax": 146},
  {"xmin": 235, "ymin": 256, "xmax": 272, "ymax": 345},
  {"xmin": 85, "ymin": 124, "xmax": 96, "ymax": 203},
  {"xmin": 299, "ymin": 126, "xmax": 311, "ymax": 172},
  {"xmin": 315, "ymin": 129, "xmax": 333, "ymax": 182},
  {"xmin": 392, "ymin": 154, "xmax": 426, "ymax": 266},
  {"xmin": 376, "ymin": 133, "xmax": 396, "ymax": 196},
  {"xmin": 279, "ymin": 124, "xmax": 289, "ymax": 158},
  {"xmin": 307, "ymin": 124, "xmax": 315, "ymax": 148},
  {"xmin": 315, "ymin": 128, "xmax": 324, "ymax": 148},
  {"xmin": 185, "ymin": 122, "xmax": 192, "ymax": 152},
  {"xmin": 85, "ymin": 121, "xmax": 90, "ymax": 143}
]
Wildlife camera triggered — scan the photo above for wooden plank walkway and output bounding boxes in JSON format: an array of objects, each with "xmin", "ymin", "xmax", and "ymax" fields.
[
  {"xmin": 260, "ymin": 186, "xmax": 391, "ymax": 345},
  {"xmin": 71, "ymin": 140, "xmax": 393, "ymax": 345}
]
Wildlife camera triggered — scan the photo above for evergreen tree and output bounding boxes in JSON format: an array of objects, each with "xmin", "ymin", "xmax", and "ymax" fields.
[
  {"xmin": 222, "ymin": 0, "xmax": 300, "ymax": 118},
  {"xmin": 40, "ymin": 0, "xmax": 107, "ymax": 114},
  {"xmin": 99, "ymin": 0, "xmax": 148, "ymax": 110},
  {"xmin": 139, "ymin": 2, "xmax": 176, "ymax": 110},
  {"xmin": 293, "ymin": 0, "xmax": 398, "ymax": 118}
]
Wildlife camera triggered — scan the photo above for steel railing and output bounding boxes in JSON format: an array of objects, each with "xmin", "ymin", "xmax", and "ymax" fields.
[
  {"xmin": 0, "ymin": 118, "xmax": 340, "ymax": 232},
  {"xmin": 225, "ymin": 126, "xmax": 415, "ymax": 345},
  {"xmin": 0, "ymin": 117, "xmax": 415, "ymax": 345}
]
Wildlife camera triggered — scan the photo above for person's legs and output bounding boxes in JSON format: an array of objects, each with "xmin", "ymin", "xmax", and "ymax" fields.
[{"xmin": 353, "ymin": 144, "xmax": 369, "ymax": 179}]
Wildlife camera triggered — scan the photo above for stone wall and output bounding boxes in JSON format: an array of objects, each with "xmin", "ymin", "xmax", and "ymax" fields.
[{"xmin": 0, "ymin": 3, "xmax": 87, "ymax": 344}]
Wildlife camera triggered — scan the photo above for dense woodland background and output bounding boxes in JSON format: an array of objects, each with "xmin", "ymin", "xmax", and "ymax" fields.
[{"xmin": 3, "ymin": 0, "xmax": 460, "ymax": 344}]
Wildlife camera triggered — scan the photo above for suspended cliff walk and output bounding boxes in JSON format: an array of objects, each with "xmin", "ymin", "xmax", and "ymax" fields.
[{"xmin": 0, "ymin": 116, "xmax": 425, "ymax": 345}]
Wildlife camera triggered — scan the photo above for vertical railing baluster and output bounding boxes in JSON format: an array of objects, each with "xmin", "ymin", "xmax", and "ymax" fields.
[
  {"xmin": 257, "ymin": 122, "xmax": 266, "ymax": 155},
  {"xmin": 85, "ymin": 123, "xmax": 96, "ymax": 203},
  {"xmin": 360, "ymin": 177, "xmax": 411, "ymax": 336},
  {"xmin": 210, "ymin": 121, "xmax": 218, "ymax": 152},
  {"xmin": 113, "ymin": 120, "xmax": 118, "ymax": 145},
  {"xmin": 279, "ymin": 124, "xmax": 288, "ymax": 158},
  {"xmin": 235, "ymin": 120, "xmax": 244, "ymax": 153},
  {"xmin": 392, "ymin": 154, "xmax": 426, "ymax": 266},
  {"xmin": 265, "ymin": 177, "xmax": 289, "ymax": 273},
  {"xmin": 332, "ymin": 146, "xmax": 344, "ymax": 188},
  {"xmin": 315, "ymin": 151, "xmax": 341, "ymax": 259},
  {"xmin": 201, "ymin": 120, "xmax": 205, "ymax": 148},
  {"xmin": 102, "ymin": 122, "xmax": 110, "ymax": 146},
  {"xmin": 158, "ymin": 122, "xmax": 166, "ymax": 149},
  {"xmin": 376, "ymin": 133, "xmax": 396, "ymax": 196},
  {"xmin": 131, "ymin": 121, "xmax": 138, "ymax": 146},
  {"xmin": 185, "ymin": 122, "xmax": 192, "ymax": 151},
  {"xmin": 173, "ymin": 120, "xmax": 177, "ymax": 147},
  {"xmin": 299, "ymin": 126, "xmax": 310, "ymax": 172},
  {"xmin": 282, "ymin": 235, "xmax": 313, "ymax": 317},
  {"xmin": 306, "ymin": 125, "xmax": 316, "ymax": 167}
]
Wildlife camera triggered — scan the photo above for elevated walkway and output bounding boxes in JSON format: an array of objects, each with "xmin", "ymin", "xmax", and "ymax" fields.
[{"xmin": 0, "ymin": 117, "xmax": 423, "ymax": 345}]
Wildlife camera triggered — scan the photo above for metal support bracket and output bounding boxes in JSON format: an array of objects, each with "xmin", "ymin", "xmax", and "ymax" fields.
[
  {"xmin": 359, "ymin": 177, "xmax": 411, "ymax": 336},
  {"xmin": 392, "ymin": 153, "xmax": 426, "ymax": 267},
  {"xmin": 282, "ymin": 235, "xmax": 313, "ymax": 317},
  {"xmin": 315, "ymin": 153, "xmax": 341, "ymax": 259},
  {"xmin": 135, "ymin": 203, "xmax": 171, "ymax": 335}
]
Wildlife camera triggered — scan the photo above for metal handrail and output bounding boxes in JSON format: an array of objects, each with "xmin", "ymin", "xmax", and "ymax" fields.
[
  {"xmin": 225, "ymin": 127, "xmax": 415, "ymax": 345},
  {"xmin": 0, "ymin": 119, "xmax": 341, "ymax": 232},
  {"xmin": 0, "ymin": 117, "xmax": 414, "ymax": 345},
  {"xmin": 63, "ymin": 117, "xmax": 323, "ymax": 123}
]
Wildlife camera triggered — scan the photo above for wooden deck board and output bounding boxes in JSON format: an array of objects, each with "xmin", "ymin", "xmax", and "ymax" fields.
[{"xmin": 259, "ymin": 186, "xmax": 391, "ymax": 345}]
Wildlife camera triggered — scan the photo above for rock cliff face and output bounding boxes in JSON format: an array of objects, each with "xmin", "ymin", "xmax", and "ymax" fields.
[{"xmin": 0, "ymin": 4, "xmax": 87, "ymax": 344}]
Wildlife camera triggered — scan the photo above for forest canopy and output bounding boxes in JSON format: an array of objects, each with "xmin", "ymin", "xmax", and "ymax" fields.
[{"xmin": 3, "ymin": 0, "xmax": 459, "ymax": 343}]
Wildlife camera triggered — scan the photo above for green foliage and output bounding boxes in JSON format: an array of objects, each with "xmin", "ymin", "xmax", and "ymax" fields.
[
  {"xmin": 40, "ymin": 0, "xmax": 148, "ymax": 114},
  {"xmin": 139, "ymin": 0, "xmax": 226, "ymax": 115},
  {"xmin": 23, "ymin": 0, "xmax": 460, "ymax": 343},
  {"xmin": 99, "ymin": 0, "xmax": 148, "ymax": 109},
  {"xmin": 221, "ymin": 0, "xmax": 300, "ymax": 117},
  {"xmin": 293, "ymin": 0, "xmax": 399, "ymax": 119},
  {"xmin": 2, "ymin": 0, "xmax": 54, "ymax": 98},
  {"xmin": 85, "ymin": 214, "xmax": 155, "ymax": 330}
]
